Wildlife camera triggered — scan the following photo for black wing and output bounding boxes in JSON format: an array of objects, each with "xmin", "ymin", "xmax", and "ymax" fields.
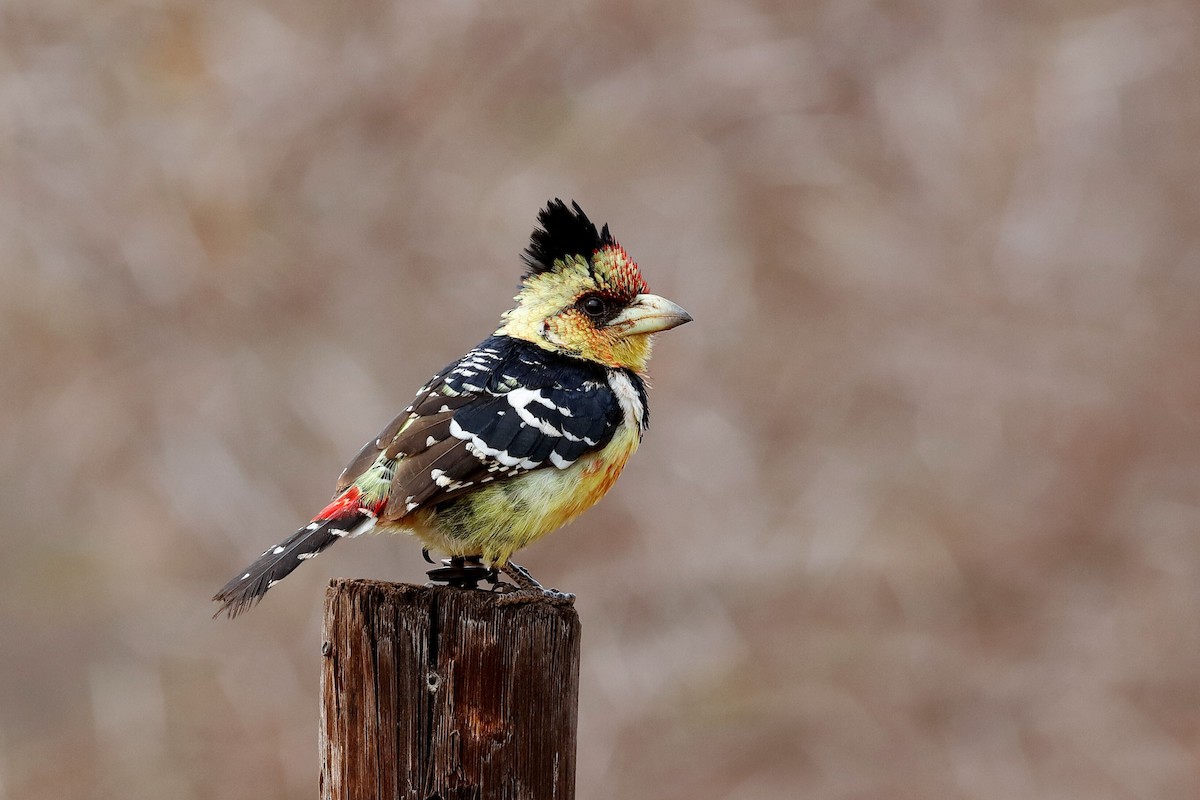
[{"xmin": 335, "ymin": 336, "xmax": 628, "ymax": 523}]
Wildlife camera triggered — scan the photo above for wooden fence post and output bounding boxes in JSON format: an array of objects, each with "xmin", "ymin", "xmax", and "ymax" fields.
[{"xmin": 320, "ymin": 579, "xmax": 581, "ymax": 800}]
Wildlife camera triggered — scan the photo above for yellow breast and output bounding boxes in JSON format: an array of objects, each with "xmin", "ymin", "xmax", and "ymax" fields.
[{"xmin": 405, "ymin": 422, "xmax": 641, "ymax": 566}]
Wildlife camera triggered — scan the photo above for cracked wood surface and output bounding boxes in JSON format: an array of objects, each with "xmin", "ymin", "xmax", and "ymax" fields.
[{"xmin": 320, "ymin": 579, "xmax": 581, "ymax": 800}]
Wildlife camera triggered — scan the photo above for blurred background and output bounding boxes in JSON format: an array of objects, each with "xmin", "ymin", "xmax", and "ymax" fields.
[{"xmin": 3, "ymin": 0, "xmax": 1200, "ymax": 797}]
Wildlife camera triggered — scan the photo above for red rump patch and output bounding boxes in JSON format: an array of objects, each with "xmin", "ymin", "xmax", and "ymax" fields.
[{"xmin": 315, "ymin": 486, "xmax": 368, "ymax": 521}]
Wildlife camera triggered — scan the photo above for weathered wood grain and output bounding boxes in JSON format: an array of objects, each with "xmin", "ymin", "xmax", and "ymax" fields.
[{"xmin": 320, "ymin": 579, "xmax": 581, "ymax": 800}]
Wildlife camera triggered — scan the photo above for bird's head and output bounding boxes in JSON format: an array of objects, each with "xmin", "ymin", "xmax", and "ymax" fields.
[{"xmin": 497, "ymin": 200, "xmax": 692, "ymax": 372}]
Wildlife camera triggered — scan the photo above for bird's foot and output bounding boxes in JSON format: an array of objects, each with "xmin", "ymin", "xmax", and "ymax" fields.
[
  {"xmin": 426, "ymin": 555, "xmax": 496, "ymax": 590},
  {"xmin": 494, "ymin": 562, "xmax": 575, "ymax": 606},
  {"xmin": 495, "ymin": 587, "xmax": 576, "ymax": 607}
]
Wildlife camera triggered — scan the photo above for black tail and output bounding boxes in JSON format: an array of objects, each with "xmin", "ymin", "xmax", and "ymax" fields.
[{"xmin": 212, "ymin": 512, "xmax": 375, "ymax": 618}]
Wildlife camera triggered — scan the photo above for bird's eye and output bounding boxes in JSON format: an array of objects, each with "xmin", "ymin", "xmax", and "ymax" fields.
[{"xmin": 581, "ymin": 296, "xmax": 608, "ymax": 317}]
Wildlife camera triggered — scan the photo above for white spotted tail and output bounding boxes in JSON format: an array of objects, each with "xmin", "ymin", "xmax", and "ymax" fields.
[{"xmin": 212, "ymin": 508, "xmax": 375, "ymax": 618}]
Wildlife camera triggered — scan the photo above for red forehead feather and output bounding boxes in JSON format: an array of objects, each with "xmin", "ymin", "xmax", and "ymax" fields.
[{"xmin": 597, "ymin": 244, "xmax": 648, "ymax": 296}]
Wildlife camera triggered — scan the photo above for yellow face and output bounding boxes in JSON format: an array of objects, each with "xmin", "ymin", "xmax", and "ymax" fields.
[{"xmin": 497, "ymin": 245, "xmax": 691, "ymax": 372}]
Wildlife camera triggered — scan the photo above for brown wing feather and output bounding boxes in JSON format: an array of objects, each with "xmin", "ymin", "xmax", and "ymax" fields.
[
  {"xmin": 383, "ymin": 414, "xmax": 454, "ymax": 460},
  {"xmin": 380, "ymin": 438, "xmax": 476, "ymax": 522},
  {"xmin": 381, "ymin": 421, "xmax": 529, "ymax": 523},
  {"xmin": 335, "ymin": 436, "xmax": 388, "ymax": 494},
  {"xmin": 334, "ymin": 372, "xmax": 475, "ymax": 493},
  {"xmin": 334, "ymin": 401, "xmax": 420, "ymax": 493}
]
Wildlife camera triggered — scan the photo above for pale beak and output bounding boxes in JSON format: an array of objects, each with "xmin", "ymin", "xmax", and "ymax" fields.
[{"xmin": 609, "ymin": 293, "xmax": 693, "ymax": 336}]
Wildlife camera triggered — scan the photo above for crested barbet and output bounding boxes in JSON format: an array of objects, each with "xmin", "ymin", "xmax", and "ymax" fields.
[{"xmin": 213, "ymin": 199, "xmax": 691, "ymax": 617}]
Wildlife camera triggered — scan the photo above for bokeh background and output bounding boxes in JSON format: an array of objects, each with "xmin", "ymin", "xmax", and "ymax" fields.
[{"xmin": 4, "ymin": 0, "xmax": 1200, "ymax": 798}]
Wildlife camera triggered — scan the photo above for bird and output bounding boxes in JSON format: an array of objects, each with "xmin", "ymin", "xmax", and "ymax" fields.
[{"xmin": 213, "ymin": 199, "xmax": 692, "ymax": 617}]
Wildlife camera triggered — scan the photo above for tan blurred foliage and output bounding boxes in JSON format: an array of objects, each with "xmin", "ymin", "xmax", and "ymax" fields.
[{"xmin": 3, "ymin": 0, "xmax": 1200, "ymax": 798}]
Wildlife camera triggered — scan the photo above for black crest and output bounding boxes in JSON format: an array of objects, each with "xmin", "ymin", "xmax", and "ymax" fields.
[{"xmin": 522, "ymin": 199, "xmax": 615, "ymax": 277}]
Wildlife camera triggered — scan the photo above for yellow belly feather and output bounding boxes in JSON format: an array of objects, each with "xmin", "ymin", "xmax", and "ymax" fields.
[{"xmin": 391, "ymin": 422, "xmax": 640, "ymax": 566}]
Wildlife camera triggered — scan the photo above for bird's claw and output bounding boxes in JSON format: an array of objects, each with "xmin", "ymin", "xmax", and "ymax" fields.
[
  {"xmin": 426, "ymin": 557, "xmax": 574, "ymax": 604},
  {"xmin": 494, "ymin": 561, "xmax": 575, "ymax": 605},
  {"xmin": 496, "ymin": 587, "xmax": 576, "ymax": 607},
  {"xmin": 426, "ymin": 555, "xmax": 495, "ymax": 589}
]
